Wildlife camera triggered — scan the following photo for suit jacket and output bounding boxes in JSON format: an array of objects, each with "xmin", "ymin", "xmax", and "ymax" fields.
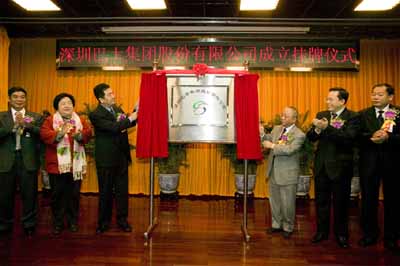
[
  {"xmin": 307, "ymin": 108, "xmax": 359, "ymax": 180},
  {"xmin": 358, "ymin": 105, "xmax": 400, "ymax": 174},
  {"xmin": 40, "ymin": 115, "xmax": 93, "ymax": 174},
  {"xmin": 89, "ymin": 104, "xmax": 136, "ymax": 168},
  {"xmin": 0, "ymin": 110, "xmax": 42, "ymax": 172},
  {"xmin": 262, "ymin": 125, "xmax": 305, "ymax": 185}
]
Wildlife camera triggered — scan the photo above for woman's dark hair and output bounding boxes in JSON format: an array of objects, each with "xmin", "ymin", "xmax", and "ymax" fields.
[{"xmin": 53, "ymin": 93, "xmax": 75, "ymax": 110}]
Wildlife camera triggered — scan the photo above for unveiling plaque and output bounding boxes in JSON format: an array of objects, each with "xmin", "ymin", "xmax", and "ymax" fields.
[{"xmin": 167, "ymin": 74, "xmax": 235, "ymax": 143}]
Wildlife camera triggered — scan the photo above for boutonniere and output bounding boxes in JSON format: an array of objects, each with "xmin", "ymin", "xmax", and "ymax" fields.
[
  {"xmin": 23, "ymin": 115, "xmax": 35, "ymax": 124},
  {"xmin": 116, "ymin": 113, "xmax": 127, "ymax": 122},
  {"xmin": 330, "ymin": 117, "xmax": 345, "ymax": 129},
  {"xmin": 277, "ymin": 133, "xmax": 294, "ymax": 145},
  {"xmin": 16, "ymin": 115, "xmax": 36, "ymax": 135},
  {"xmin": 381, "ymin": 109, "xmax": 399, "ymax": 132}
]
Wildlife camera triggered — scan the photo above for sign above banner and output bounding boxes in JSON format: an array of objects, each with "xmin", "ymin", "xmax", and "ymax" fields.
[{"xmin": 56, "ymin": 40, "xmax": 359, "ymax": 71}]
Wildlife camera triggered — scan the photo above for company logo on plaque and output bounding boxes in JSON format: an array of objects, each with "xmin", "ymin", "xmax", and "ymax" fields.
[{"xmin": 192, "ymin": 100, "xmax": 208, "ymax": 116}]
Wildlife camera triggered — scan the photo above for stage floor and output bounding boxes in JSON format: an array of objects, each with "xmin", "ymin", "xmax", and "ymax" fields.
[{"xmin": 0, "ymin": 195, "xmax": 398, "ymax": 266}]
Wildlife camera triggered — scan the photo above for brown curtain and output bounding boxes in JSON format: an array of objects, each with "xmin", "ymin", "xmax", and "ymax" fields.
[
  {"xmin": 0, "ymin": 27, "xmax": 9, "ymax": 110},
  {"xmin": 8, "ymin": 38, "xmax": 400, "ymax": 197}
]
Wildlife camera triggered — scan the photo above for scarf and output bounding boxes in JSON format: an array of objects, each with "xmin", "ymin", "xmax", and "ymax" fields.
[{"xmin": 53, "ymin": 111, "xmax": 87, "ymax": 181}]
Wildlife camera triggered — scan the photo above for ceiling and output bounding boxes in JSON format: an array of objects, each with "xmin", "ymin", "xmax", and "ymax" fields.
[{"xmin": 1, "ymin": 0, "xmax": 400, "ymax": 40}]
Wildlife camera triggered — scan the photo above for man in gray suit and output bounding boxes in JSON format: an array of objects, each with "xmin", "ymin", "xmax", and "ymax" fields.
[{"xmin": 260, "ymin": 106, "xmax": 305, "ymax": 238}]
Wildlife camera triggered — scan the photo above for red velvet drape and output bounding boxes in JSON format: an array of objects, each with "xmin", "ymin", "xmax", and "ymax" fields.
[
  {"xmin": 234, "ymin": 74, "xmax": 263, "ymax": 160},
  {"xmin": 136, "ymin": 72, "xmax": 169, "ymax": 158}
]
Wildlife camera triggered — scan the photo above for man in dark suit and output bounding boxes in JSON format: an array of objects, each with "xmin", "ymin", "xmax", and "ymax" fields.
[
  {"xmin": 89, "ymin": 83, "xmax": 138, "ymax": 234},
  {"xmin": 358, "ymin": 83, "xmax": 400, "ymax": 253},
  {"xmin": 0, "ymin": 87, "xmax": 42, "ymax": 236},
  {"xmin": 307, "ymin": 87, "xmax": 359, "ymax": 248}
]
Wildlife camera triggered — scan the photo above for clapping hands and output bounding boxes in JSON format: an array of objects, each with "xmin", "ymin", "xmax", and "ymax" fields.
[
  {"xmin": 14, "ymin": 112, "xmax": 24, "ymax": 127},
  {"xmin": 262, "ymin": 140, "xmax": 274, "ymax": 149},
  {"xmin": 370, "ymin": 129, "xmax": 388, "ymax": 144},
  {"xmin": 60, "ymin": 121, "xmax": 75, "ymax": 135}
]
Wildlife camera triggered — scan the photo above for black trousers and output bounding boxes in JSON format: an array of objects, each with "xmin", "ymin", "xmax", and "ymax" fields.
[
  {"xmin": 96, "ymin": 158, "xmax": 129, "ymax": 227},
  {"xmin": 49, "ymin": 173, "xmax": 81, "ymax": 228},
  {"xmin": 0, "ymin": 151, "xmax": 38, "ymax": 230},
  {"xmin": 360, "ymin": 156, "xmax": 399, "ymax": 241},
  {"xmin": 314, "ymin": 167, "xmax": 352, "ymax": 237}
]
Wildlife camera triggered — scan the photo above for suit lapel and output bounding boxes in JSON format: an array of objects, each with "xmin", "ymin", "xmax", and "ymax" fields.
[
  {"xmin": 98, "ymin": 105, "xmax": 116, "ymax": 120},
  {"xmin": 365, "ymin": 107, "xmax": 380, "ymax": 131},
  {"xmin": 273, "ymin": 125, "xmax": 284, "ymax": 142},
  {"xmin": 337, "ymin": 108, "xmax": 348, "ymax": 120},
  {"xmin": 3, "ymin": 111, "xmax": 14, "ymax": 129}
]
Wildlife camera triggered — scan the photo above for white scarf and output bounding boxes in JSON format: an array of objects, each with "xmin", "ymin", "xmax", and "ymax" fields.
[{"xmin": 53, "ymin": 111, "xmax": 87, "ymax": 181}]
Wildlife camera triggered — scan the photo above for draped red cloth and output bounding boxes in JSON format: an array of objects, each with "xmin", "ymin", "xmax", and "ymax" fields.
[
  {"xmin": 136, "ymin": 66, "xmax": 263, "ymax": 160},
  {"xmin": 136, "ymin": 72, "xmax": 169, "ymax": 158},
  {"xmin": 234, "ymin": 74, "xmax": 263, "ymax": 160}
]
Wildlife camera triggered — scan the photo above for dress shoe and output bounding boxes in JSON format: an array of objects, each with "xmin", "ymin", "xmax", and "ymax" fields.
[
  {"xmin": 52, "ymin": 226, "xmax": 63, "ymax": 235},
  {"xmin": 336, "ymin": 236, "xmax": 349, "ymax": 248},
  {"xmin": 358, "ymin": 236, "xmax": 378, "ymax": 247},
  {"xmin": 311, "ymin": 232, "xmax": 328, "ymax": 243},
  {"xmin": 96, "ymin": 224, "xmax": 109, "ymax": 234},
  {"xmin": 24, "ymin": 227, "xmax": 35, "ymax": 237},
  {"xmin": 282, "ymin": 231, "xmax": 293, "ymax": 239},
  {"xmin": 266, "ymin": 227, "xmax": 283, "ymax": 234},
  {"xmin": 118, "ymin": 222, "xmax": 132, "ymax": 232},
  {"xmin": 69, "ymin": 224, "xmax": 79, "ymax": 233}
]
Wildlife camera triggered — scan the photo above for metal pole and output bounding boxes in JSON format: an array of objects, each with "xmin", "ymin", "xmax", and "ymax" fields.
[
  {"xmin": 144, "ymin": 157, "xmax": 158, "ymax": 240},
  {"xmin": 241, "ymin": 159, "xmax": 250, "ymax": 242}
]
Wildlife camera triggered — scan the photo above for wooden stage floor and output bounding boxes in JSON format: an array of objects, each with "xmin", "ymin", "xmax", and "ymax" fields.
[{"xmin": 0, "ymin": 195, "xmax": 399, "ymax": 266}]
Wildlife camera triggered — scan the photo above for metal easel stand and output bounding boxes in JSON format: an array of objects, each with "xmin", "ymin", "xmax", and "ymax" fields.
[
  {"xmin": 241, "ymin": 159, "xmax": 250, "ymax": 242},
  {"xmin": 144, "ymin": 157, "xmax": 158, "ymax": 241}
]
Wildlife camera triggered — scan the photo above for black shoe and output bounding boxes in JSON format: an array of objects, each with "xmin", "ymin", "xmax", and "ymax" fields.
[
  {"xmin": 266, "ymin": 227, "xmax": 283, "ymax": 234},
  {"xmin": 311, "ymin": 232, "xmax": 328, "ymax": 243},
  {"xmin": 69, "ymin": 224, "xmax": 79, "ymax": 233},
  {"xmin": 384, "ymin": 240, "xmax": 400, "ymax": 253},
  {"xmin": 282, "ymin": 231, "xmax": 292, "ymax": 239},
  {"xmin": 24, "ymin": 226, "xmax": 35, "ymax": 237},
  {"xmin": 358, "ymin": 236, "xmax": 378, "ymax": 247},
  {"xmin": 52, "ymin": 225, "xmax": 63, "ymax": 235},
  {"xmin": 96, "ymin": 224, "xmax": 109, "ymax": 234},
  {"xmin": 118, "ymin": 222, "xmax": 132, "ymax": 232},
  {"xmin": 336, "ymin": 236, "xmax": 349, "ymax": 248}
]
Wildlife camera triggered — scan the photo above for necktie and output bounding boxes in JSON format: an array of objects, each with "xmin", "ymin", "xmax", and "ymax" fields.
[
  {"xmin": 15, "ymin": 111, "xmax": 22, "ymax": 150},
  {"xmin": 110, "ymin": 107, "xmax": 116, "ymax": 116},
  {"xmin": 331, "ymin": 112, "xmax": 338, "ymax": 119},
  {"xmin": 279, "ymin": 127, "xmax": 287, "ymax": 140},
  {"xmin": 377, "ymin": 110, "xmax": 384, "ymax": 126}
]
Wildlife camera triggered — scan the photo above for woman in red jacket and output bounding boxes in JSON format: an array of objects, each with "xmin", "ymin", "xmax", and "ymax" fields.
[{"xmin": 40, "ymin": 93, "xmax": 92, "ymax": 235}]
